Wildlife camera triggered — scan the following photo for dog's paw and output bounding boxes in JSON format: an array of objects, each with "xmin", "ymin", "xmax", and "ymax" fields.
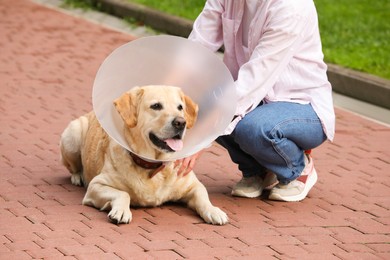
[
  {"xmin": 71, "ymin": 173, "xmax": 83, "ymax": 186},
  {"xmin": 201, "ymin": 206, "xmax": 229, "ymax": 225},
  {"xmin": 108, "ymin": 206, "xmax": 132, "ymax": 224}
]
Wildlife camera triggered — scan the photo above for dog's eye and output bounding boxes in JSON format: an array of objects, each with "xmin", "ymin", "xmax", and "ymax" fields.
[
  {"xmin": 177, "ymin": 104, "xmax": 183, "ymax": 111},
  {"xmin": 150, "ymin": 103, "xmax": 163, "ymax": 110}
]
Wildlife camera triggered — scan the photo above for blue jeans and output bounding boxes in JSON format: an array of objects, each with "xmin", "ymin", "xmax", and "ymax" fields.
[{"xmin": 217, "ymin": 102, "xmax": 327, "ymax": 184}]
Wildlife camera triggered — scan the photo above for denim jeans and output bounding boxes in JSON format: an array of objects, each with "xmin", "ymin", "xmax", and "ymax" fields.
[{"xmin": 217, "ymin": 102, "xmax": 327, "ymax": 184}]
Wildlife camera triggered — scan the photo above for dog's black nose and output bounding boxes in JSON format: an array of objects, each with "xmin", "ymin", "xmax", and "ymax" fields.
[{"xmin": 172, "ymin": 117, "xmax": 186, "ymax": 130}]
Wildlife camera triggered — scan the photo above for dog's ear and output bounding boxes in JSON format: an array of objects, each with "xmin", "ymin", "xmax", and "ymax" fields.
[
  {"xmin": 113, "ymin": 87, "xmax": 144, "ymax": 128},
  {"xmin": 182, "ymin": 94, "xmax": 198, "ymax": 129}
]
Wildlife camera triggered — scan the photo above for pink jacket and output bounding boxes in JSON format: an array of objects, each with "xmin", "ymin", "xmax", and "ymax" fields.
[{"xmin": 189, "ymin": 0, "xmax": 335, "ymax": 141}]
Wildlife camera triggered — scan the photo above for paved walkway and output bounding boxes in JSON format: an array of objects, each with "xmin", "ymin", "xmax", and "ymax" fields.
[{"xmin": 1, "ymin": 0, "xmax": 389, "ymax": 259}]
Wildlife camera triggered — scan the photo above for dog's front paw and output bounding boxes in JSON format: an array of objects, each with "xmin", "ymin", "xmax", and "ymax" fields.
[
  {"xmin": 201, "ymin": 206, "xmax": 229, "ymax": 225},
  {"xmin": 108, "ymin": 206, "xmax": 132, "ymax": 224},
  {"xmin": 71, "ymin": 173, "xmax": 83, "ymax": 186}
]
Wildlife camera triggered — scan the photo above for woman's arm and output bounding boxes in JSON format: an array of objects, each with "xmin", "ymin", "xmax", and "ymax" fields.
[
  {"xmin": 234, "ymin": 2, "xmax": 316, "ymax": 116},
  {"xmin": 188, "ymin": 0, "xmax": 225, "ymax": 52}
]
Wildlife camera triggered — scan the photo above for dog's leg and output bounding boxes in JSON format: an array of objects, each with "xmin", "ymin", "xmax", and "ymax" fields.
[
  {"xmin": 184, "ymin": 182, "xmax": 228, "ymax": 225},
  {"xmin": 60, "ymin": 116, "xmax": 88, "ymax": 186},
  {"xmin": 82, "ymin": 176, "xmax": 132, "ymax": 224}
]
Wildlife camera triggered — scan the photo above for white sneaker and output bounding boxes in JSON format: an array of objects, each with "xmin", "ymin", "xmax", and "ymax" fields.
[
  {"xmin": 231, "ymin": 175, "xmax": 264, "ymax": 198},
  {"xmin": 269, "ymin": 155, "xmax": 317, "ymax": 202}
]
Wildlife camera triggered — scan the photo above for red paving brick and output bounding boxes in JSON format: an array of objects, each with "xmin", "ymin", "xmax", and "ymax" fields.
[{"xmin": 1, "ymin": 0, "xmax": 389, "ymax": 259}]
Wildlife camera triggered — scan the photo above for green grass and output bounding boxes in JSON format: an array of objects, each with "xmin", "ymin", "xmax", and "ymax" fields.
[
  {"xmin": 128, "ymin": 0, "xmax": 205, "ymax": 20},
  {"xmin": 315, "ymin": 0, "xmax": 390, "ymax": 79},
  {"xmin": 127, "ymin": 0, "xmax": 390, "ymax": 80}
]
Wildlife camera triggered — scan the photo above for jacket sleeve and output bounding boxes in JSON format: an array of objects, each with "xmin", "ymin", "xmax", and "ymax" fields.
[
  {"xmin": 188, "ymin": 0, "xmax": 225, "ymax": 52},
  {"xmin": 234, "ymin": 3, "xmax": 315, "ymax": 116}
]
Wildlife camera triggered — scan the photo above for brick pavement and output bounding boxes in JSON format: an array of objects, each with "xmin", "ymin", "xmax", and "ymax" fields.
[{"xmin": 1, "ymin": 0, "xmax": 389, "ymax": 259}]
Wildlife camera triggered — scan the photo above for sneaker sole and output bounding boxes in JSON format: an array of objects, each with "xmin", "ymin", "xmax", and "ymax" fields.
[
  {"xmin": 268, "ymin": 169, "xmax": 318, "ymax": 202},
  {"xmin": 231, "ymin": 189, "xmax": 262, "ymax": 198}
]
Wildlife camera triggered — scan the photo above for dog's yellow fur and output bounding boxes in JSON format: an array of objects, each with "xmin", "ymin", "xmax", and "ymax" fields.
[{"xmin": 60, "ymin": 85, "xmax": 228, "ymax": 225}]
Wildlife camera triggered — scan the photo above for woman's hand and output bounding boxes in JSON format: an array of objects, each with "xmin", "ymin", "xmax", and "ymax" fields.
[{"xmin": 174, "ymin": 150, "xmax": 204, "ymax": 177}]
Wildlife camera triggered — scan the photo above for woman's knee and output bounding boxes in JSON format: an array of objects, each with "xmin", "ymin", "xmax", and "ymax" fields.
[{"xmin": 234, "ymin": 117, "xmax": 272, "ymax": 152}]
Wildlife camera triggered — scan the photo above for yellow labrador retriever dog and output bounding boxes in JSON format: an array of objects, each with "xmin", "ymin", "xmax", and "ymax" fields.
[{"xmin": 60, "ymin": 85, "xmax": 228, "ymax": 225}]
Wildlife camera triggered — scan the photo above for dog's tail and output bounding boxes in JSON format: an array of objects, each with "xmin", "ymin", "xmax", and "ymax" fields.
[{"xmin": 59, "ymin": 116, "xmax": 89, "ymax": 185}]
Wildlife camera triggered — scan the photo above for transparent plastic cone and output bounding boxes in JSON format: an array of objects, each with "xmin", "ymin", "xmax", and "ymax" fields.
[{"xmin": 92, "ymin": 35, "xmax": 236, "ymax": 161}]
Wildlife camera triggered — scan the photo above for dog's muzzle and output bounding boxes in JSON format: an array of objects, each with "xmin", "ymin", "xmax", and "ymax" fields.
[{"xmin": 150, "ymin": 117, "xmax": 186, "ymax": 152}]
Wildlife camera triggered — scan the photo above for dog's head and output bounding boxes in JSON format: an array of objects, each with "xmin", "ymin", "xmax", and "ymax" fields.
[{"xmin": 114, "ymin": 85, "xmax": 198, "ymax": 158}]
